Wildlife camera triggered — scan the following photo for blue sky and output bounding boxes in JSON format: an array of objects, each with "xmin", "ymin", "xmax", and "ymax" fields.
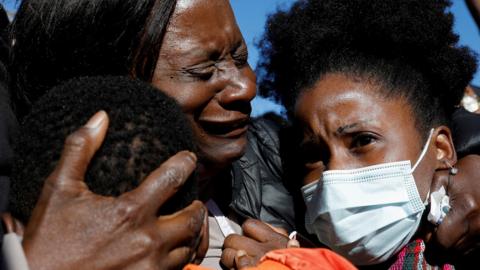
[{"xmin": 2, "ymin": 0, "xmax": 479, "ymax": 116}]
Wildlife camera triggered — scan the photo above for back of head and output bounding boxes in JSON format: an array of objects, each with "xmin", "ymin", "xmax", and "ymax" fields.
[
  {"xmin": 10, "ymin": 0, "xmax": 176, "ymax": 118},
  {"xmin": 9, "ymin": 76, "xmax": 196, "ymax": 223}
]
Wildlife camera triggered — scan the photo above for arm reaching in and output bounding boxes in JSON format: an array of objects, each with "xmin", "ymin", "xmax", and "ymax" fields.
[{"xmin": 425, "ymin": 155, "xmax": 480, "ymax": 267}]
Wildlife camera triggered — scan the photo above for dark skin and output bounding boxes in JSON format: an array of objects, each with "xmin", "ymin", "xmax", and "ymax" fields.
[
  {"xmin": 221, "ymin": 73, "xmax": 460, "ymax": 269},
  {"xmin": 221, "ymin": 219, "xmax": 290, "ymax": 268},
  {"xmin": 21, "ymin": 111, "xmax": 209, "ymax": 270},
  {"xmin": 295, "ymin": 73, "xmax": 456, "ymax": 268},
  {"xmin": 152, "ymin": 0, "xmax": 257, "ymax": 194},
  {"xmin": 223, "ymin": 2, "xmax": 480, "ymax": 267},
  {"xmin": 425, "ymin": 155, "xmax": 480, "ymax": 267},
  {"xmin": 16, "ymin": 1, "xmax": 480, "ymax": 268},
  {"xmin": 294, "ymin": 73, "xmax": 454, "ymax": 191},
  {"xmin": 13, "ymin": 0, "xmax": 256, "ymax": 268}
]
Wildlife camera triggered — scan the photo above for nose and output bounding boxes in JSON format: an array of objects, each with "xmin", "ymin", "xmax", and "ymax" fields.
[
  {"xmin": 216, "ymin": 63, "xmax": 257, "ymax": 114},
  {"xmin": 326, "ymin": 157, "xmax": 340, "ymax": 171},
  {"xmin": 324, "ymin": 150, "xmax": 349, "ymax": 171}
]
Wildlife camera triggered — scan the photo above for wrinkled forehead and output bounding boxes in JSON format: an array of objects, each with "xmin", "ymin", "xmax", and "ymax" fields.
[{"xmin": 160, "ymin": 0, "xmax": 243, "ymax": 62}]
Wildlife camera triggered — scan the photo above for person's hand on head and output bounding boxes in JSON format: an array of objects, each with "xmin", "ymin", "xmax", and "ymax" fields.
[
  {"xmin": 425, "ymin": 154, "xmax": 480, "ymax": 266},
  {"xmin": 22, "ymin": 111, "xmax": 209, "ymax": 270},
  {"xmin": 221, "ymin": 219, "xmax": 295, "ymax": 269}
]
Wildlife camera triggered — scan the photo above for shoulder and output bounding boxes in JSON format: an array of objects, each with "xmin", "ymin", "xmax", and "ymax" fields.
[
  {"xmin": 231, "ymin": 113, "xmax": 288, "ymax": 186},
  {"xmin": 247, "ymin": 113, "xmax": 286, "ymax": 152},
  {"xmin": 451, "ymin": 107, "xmax": 480, "ymax": 158}
]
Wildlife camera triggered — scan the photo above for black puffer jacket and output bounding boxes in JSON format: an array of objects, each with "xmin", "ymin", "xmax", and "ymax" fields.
[
  {"xmin": 451, "ymin": 107, "xmax": 480, "ymax": 158},
  {"xmin": 0, "ymin": 4, "xmax": 12, "ymax": 217},
  {"xmin": 0, "ymin": 6, "xmax": 15, "ymax": 269},
  {"xmin": 230, "ymin": 114, "xmax": 296, "ymax": 232}
]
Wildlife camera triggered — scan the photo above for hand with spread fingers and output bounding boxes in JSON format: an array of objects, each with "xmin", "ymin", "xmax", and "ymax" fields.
[
  {"xmin": 22, "ymin": 111, "xmax": 209, "ymax": 270},
  {"xmin": 425, "ymin": 154, "xmax": 480, "ymax": 267},
  {"xmin": 221, "ymin": 219, "xmax": 296, "ymax": 269}
]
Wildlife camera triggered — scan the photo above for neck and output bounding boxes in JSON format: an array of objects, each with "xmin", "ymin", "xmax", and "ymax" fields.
[{"xmin": 197, "ymin": 163, "xmax": 232, "ymax": 204}]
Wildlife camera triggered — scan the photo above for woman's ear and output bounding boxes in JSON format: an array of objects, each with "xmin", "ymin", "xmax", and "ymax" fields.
[{"xmin": 433, "ymin": 126, "xmax": 457, "ymax": 170}]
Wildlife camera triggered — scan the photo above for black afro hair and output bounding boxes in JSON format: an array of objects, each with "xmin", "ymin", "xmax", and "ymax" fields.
[
  {"xmin": 257, "ymin": 0, "xmax": 477, "ymax": 134},
  {"xmin": 9, "ymin": 76, "xmax": 197, "ymax": 223},
  {"xmin": 10, "ymin": 0, "xmax": 176, "ymax": 119}
]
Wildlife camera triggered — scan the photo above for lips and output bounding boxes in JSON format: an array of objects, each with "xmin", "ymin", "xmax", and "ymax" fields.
[{"xmin": 198, "ymin": 117, "xmax": 250, "ymax": 137}]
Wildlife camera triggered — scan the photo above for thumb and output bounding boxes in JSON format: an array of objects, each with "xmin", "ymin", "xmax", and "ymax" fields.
[
  {"xmin": 425, "ymin": 169, "xmax": 450, "ymax": 239},
  {"xmin": 430, "ymin": 169, "xmax": 450, "ymax": 196},
  {"xmin": 47, "ymin": 111, "xmax": 109, "ymax": 188},
  {"xmin": 235, "ymin": 250, "xmax": 256, "ymax": 270}
]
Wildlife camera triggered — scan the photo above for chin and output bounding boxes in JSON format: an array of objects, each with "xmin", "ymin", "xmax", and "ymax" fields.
[{"xmin": 198, "ymin": 135, "xmax": 248, "ymax": 171}]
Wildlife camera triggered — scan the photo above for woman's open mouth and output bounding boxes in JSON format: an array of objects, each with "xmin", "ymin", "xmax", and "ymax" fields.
[{"xmin": 198, "ymin": 117, "xmax": 250, "ymax": 137}]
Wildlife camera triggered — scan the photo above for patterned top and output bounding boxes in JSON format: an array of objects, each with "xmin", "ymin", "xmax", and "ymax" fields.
[{"xmin": 389, "ymin": 239, "xmax": 454, "ymax": 270}]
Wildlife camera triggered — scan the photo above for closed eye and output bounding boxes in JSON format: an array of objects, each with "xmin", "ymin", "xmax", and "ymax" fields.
[
  {"xmin": 233, "ymin": 49, "xmax": 248, "ymax": 68},
  {"xmin": 184, "ymin": 64, "xmax": 215, "ymax": 81},
  {"xmin": 232, "ymin": 41, "xmax": 248, "ymax": 68}
]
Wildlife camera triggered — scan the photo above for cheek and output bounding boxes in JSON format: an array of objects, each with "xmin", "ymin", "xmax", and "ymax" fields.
[
  {"xmin": 412, "ymin": 155, "xmax": 437, "ymax": 202},
  {"xmin": 380, "ymin": 124, "xmax": 423, "ymax": 161},
  {"xmin": 156, "ymin": 82, "xmax": 215, "ymax": 114},
  {"xmin": 303, "ymin": 163, "xmax": 325, "ymax": 186}
]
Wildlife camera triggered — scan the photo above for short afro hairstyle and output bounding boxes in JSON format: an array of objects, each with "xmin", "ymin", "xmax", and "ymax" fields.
[
  {"xmin": 257, "ymin": 0, "xmax": 477, "ymax": 135},
  {"xmin": 9, "ymin": 76, "xmax": 196, "ymax": 223}
]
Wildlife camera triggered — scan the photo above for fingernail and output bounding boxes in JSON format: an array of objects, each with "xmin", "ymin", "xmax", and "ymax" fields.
[
  {"xmin": 287, "ymin": 239, "xmax": 300, "ymax": 248},
  {"xmin": 186, "ymin": 151, "xmax": 197, "ymax": 163},
  {"xmin": 236, "ymin": 250, "xmax": 247, "ymax": 258},
  {"xmin": 85, "ymin": 111, "xmax": 106, "ymax": 129},
  {"xmin": 190, "ymin": 252, "xmax": 197, "ymax": 263},
  {"xmin": 198, "ymin": 204, "xmax": 206, "ymax": 219}
]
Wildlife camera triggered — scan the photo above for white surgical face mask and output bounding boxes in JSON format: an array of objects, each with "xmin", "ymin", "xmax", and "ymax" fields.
[{"xmin": 301, "ymin": 129, "xmax": 434, "ymax": 265}]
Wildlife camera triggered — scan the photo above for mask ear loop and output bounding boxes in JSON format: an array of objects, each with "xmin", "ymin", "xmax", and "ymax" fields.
[{"xmin": 411, "ymin": 129, "xmax": 435, "ymax": 173}]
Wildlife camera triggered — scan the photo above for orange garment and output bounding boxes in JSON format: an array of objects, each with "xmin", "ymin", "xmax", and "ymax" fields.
[
  {"xmin": 183, "ymin": 260, "xmax": 290, "ymax": 270},
  {"xmin": 184, "ymin": 265, "xmax": 213, "ymax": 270},
  {"xmin": 184, "ymin": 248, "xmax": 357, "ymax": 270}
]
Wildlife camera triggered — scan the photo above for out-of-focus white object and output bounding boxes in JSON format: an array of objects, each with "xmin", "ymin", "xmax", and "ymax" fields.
[
  {"xmin": 206, "ymin": 199, "xmax": 236, "ymax": 237},
  {"xmin": 427, "ymin": 186, "xmax": 451, "ymax": 226},
  {"xmin": 2, "ymin": 233, "xmax": 30, "ymax": 270},
  {"xmin": 461, "ymin": 94, "xmax": 480, "ymax": 112}
]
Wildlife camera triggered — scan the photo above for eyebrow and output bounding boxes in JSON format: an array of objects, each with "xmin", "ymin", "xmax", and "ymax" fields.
[{"xmin": 335, "ymin": 120, "xmax": 372, "ymax": 135}]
